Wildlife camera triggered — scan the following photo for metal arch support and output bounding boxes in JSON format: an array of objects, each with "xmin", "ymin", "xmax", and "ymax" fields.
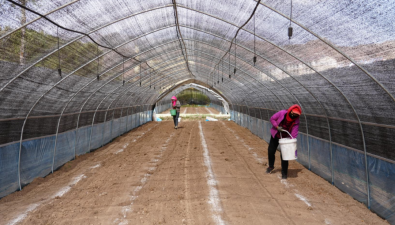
[
  {"xmin": 153, "ymin": 79, "xmax": 240, "ymax": 107},
  {"xmin": 0, "ymin": 15, "xmax": 176, "ymax": 94},
  {"xmin": 0, "ymin": 0, "xmax": 80, "ymax": 41},
  {"xmin": 171, "ymin": 0, "xmax": 195, "ymax": 79},
  {"xmin": 182, "ymin": 49, "xmax": 287, "ymax": 110},
  {"xmin": 180, "ymin": 55, "xmax": 285, "ymax": 120},
  {"xmin": 172, "ymin": 85, "xmax": 230, "ymax": 114},
  {"xmin": 155, "ymin": 84, "xmax": 234, "ymax": 110},
  {"xmin": 184, "ymin": 38, "xmax": 291, "ymax": 109},
  {"xmin": 148, "ymin": 55, "xmax": 272, "ymax": 109},
  {"xmin": 255, "ymin": 1, "xmax": 395, "ymax": 104},
  {"xmin": 129, "ymin": 80, "xmax": 241, "ymax": 118},
  {"xmin": 153, "ymin": 62, "xmax": 270, "ymax": 112},
  {"xmin": 177, "ymin": 4, "xmax": 394, "ymax": 104}
]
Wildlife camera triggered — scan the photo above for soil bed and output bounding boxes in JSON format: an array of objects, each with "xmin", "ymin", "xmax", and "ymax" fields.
[{"xmin": 0, "ymin": 120, "xmax": 387, "ymax": 225}]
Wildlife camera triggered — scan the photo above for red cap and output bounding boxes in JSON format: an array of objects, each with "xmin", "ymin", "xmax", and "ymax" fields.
[{"xmin": 292, "ymin": 107, "xmax": 301, "ymax": 115}]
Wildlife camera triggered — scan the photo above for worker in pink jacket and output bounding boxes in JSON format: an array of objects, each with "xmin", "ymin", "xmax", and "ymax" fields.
[{"xmin": 266, "ymin": 104, "xmax": 302, "ymax": 179}]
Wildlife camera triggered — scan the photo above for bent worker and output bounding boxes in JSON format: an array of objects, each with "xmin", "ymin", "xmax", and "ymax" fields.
[
  {"xmin": 266, "ymin": 104, "xmax": 301, "ymax": 179},
  {"xmin": 171, "ymin": 96, "xmax": 181, "ymax": 129}
]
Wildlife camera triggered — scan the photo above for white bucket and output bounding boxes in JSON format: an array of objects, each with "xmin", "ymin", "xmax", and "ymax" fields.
[
  {"xmin": 279, "ymin": 138, "xmax": 298, "ymax": 161},
  {"xmin": 278, "ymin": 128, "xmax": 298, "ymax": 161}
]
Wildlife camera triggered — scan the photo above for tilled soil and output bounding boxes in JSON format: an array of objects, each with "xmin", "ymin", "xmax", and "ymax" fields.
[{"xmin": 0, "ymin": 121, "xmax": 387, "ymax": 225}]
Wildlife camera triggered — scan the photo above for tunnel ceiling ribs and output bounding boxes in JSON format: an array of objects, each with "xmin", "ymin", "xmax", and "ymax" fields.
[{"xmin": 1, "ymin": 1, "xmax": 395, "ymax": 210}]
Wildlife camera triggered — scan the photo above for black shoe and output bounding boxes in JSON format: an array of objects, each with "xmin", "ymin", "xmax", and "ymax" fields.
[
  {"xmin": 266, "ymin": 167, "xmax": 274, "ymax": 174},
  {"xmin": 282, "ymin": 174, "xmax": 287, "ymax": 179}
]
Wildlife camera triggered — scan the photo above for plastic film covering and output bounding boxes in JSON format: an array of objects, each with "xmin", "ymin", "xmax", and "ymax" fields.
[
  {"xmin": 20, "ymin": 136, "xmax": 55, "ymax": 186},
  {"xmin": 53, "ymin": 130, "xmax": 75, "ymax": 171},
  {"xmin": 0, "ymin": 142, "xmax": 19, "ymax": 198}
]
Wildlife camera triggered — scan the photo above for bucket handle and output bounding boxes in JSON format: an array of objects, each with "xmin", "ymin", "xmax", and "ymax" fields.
[{"xmin": 280, "ymin": 130, "xmax": 294, "ymax": 139}]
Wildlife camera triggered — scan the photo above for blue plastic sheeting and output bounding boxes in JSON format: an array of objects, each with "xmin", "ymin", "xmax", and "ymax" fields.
[
  {"xmin": 111, "ymin": 119, "xmax": 120, "ymax": 139},
  {"xmin": 131, "ymin": 114, "xmax": 136, "ymax": 129},
  {"xmin": 369, "ymin": 155, "xmax": 395, "ymax": 224},
  {"xmin": 309, "ymin": 137, "xmax": 332, "ymax": 182},
  {"xmin": 75, "ymin": 126, "xmax": 91, "ymax": 156},
  {"xmin": 20, "ymin": 136, "xmax": 55, "ymax": 186},
  {"xmin": 256, "ymin": 119, "xmax": 262, "ymax": 139},
  {"xmin": 262, "ymin": 120, "xmax": 272, "ymax": 143},
  {"xmin": 90, "ymin": 123, "xmax": 103, "ymax": 150},
  {"xmin": 242, "ymin": 114, "xmax": 247, "ymax": 128},
  {"xmin": 296, "ymin": 133, "xmax": 309, "ymax": 169},
  {"xmin": 149, "ymin": 111, "xmax": 152, "ymax": 121},
  {"xmin": 53, "ymin": 130, "xmax": 76, "ymax": 171},
  {"xmin": 333, "ymin": 144, "xmax": 368, "ymax": 204},
  {"xmin": 251, "ymin": 117, "xmax": 257, "ymax": 136},
  {"xmin": 0, "ymin": 142, "xmax": 19, "ymax": 198},
  {"xmin": 102, "ymin": 121, "xmax": 112, "ymax": 145},
  {"xmin": 120, "ymin": 117, "xmax": 127, "ymax": 134},
  {"xmin": 127, "ymin": 115, "xmax": 132, "ymax": 130}
]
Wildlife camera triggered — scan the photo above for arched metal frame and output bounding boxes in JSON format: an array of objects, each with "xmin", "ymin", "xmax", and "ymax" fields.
[{"xmin": 6, "ymin": 0, "xmax": 394, "ymax": 209}]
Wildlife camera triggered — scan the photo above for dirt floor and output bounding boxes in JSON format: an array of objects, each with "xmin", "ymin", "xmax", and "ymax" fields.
[
  {"xmin": 162, "ymin": 106, "xmax": 221, "ymax": 115},
  {"xmin": 0, "ymin": 120, "xmax": 388, "ymax": 225}
]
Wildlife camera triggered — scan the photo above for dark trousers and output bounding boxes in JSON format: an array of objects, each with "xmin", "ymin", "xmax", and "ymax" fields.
[
  {"xmin": 268, "ymin": 136, "xmax": 288, "ymax": 175},
  {"xmin": 173, "ymin": 111, "xmax": 179, "ymax": 126}
]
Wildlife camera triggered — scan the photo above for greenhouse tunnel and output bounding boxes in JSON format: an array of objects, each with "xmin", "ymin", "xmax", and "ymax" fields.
[{"xmin": 0, "ymin": 0, "xmax": 394, "ymax": 224}]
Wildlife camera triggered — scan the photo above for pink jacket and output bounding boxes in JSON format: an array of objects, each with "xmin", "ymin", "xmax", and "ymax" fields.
[{"xmin": 270, "ymin": 110, "xmax": 300, "ymax": 139}]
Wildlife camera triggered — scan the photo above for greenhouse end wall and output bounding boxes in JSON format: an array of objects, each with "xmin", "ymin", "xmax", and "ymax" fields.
[
  {"xmin": 230, "ymin": 110, "xmax": 395, "ymax": 224},
  {"xmin": 0, "ymin": 110, "xmax": 153, "ymax": 199}
]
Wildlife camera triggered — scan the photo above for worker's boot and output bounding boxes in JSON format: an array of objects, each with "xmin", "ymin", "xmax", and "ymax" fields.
[
  {"xmin": 266, "ymin": 167, "xmax": 274, "ymax": 174},
  {"xmin": 281, "ymin": 171, "xmax": 287, "ymax": 179}
]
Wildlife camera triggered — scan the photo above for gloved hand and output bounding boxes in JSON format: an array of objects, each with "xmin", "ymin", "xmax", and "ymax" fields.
[{"xmin": 277, "ymin": 126, "xmax": 285, "ymax": 132}]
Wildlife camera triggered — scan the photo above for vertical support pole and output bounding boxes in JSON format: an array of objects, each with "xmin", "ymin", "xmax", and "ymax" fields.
[
  {"xmin": 52, "ymin": 114, "xmax": 61, "ymax": 173},
  {"xmin": 360, "ymin": 124, "xmax": 371, "ymax": 209}
]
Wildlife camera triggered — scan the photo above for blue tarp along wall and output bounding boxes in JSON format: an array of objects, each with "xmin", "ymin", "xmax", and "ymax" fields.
[
  {"xmin": 230, "ymin": 110, "xmax": 395, "ymax": 224},
  {"xmin": 0, "ymin": 111, "xmax": 153, "ymax": 199}
]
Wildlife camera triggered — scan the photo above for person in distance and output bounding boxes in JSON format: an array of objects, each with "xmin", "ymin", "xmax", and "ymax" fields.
[
  {"xmin": 266, "ymin": 104, "xmax": 301, "ymax": 179},
  {"xmin": 171, "ymin": 96, "xmax": 181, "ymax": 129}
]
